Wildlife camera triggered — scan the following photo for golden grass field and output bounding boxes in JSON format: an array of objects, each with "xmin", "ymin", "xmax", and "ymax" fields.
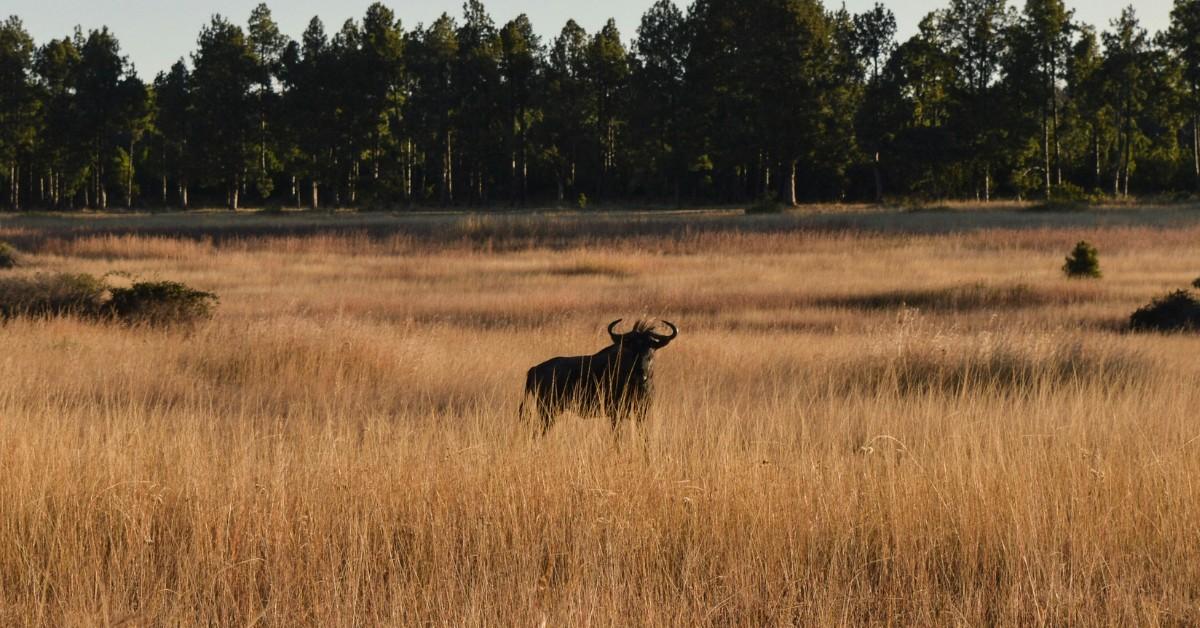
[{"xmin": 1, "ymin": 206, "xmax": 1199, "ymax": 626}]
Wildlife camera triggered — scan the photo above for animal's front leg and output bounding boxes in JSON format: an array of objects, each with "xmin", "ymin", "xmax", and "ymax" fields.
[{"xmin": 535, "ymin": 400, "xmax": 558, "ymax": 436}]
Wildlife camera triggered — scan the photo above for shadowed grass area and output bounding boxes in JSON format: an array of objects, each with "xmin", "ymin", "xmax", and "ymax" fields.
[
  {"xmin": 5, "ymin": 205, "xmax": 1200, "ymax": 257},
  {"xmin": 815, "ymin": 282, "xmax": 1106, "ymax": 312},
  {"xmin": 835, "ymin": 334, "xmax": 1148, "ymax": 397}
]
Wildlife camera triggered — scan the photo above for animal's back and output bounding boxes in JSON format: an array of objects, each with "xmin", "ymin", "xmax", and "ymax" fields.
[{"xmin": 527, "ymin": 355, "xmax": 592, "ymax": 388}]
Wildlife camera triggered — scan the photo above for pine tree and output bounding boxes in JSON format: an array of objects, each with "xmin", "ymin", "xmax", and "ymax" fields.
[
  {"xmin": 499, "ymin": 15, "xmax": 541, "ymax": 205},
  {"xmin": 631, "ymin": 0, "xmax": 689, "ymax": 204},
  {"xmin": 0, "ymin": 17, "xmax": 37, "ymax": 210},
  {"xmin": 853, "ymin": 3, "xmax": 898, "ymax": 202},
  {"xmin": 246, "ymin": 3, "xmax": 288, "ymax": 202},
  {"xmin": 191, "ymin": 16, "xmax": 257, "ymax": 209},
  {"xmin": 1167, "ymin": 0, "xmax": 1200, "ymax": 190}
]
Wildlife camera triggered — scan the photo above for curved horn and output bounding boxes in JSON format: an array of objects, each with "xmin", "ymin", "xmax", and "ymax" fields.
[
  {"xmin": 650, "ymin": 320, "xmax": 678, "ymax": 347},
  {"xmin": 607, "ymin": 319, "xmax": 624, "ymax": 343}
]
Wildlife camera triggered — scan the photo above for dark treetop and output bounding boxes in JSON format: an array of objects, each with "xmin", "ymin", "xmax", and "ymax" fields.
[{"xmin": 2, "ymin": 0, "xmax": 1199, "ymax": 210}]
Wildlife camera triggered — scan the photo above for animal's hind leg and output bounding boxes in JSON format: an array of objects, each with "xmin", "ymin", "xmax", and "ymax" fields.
[{"xmin": 536, "ymin": 402, "xmax": 558, "ymax": 436}]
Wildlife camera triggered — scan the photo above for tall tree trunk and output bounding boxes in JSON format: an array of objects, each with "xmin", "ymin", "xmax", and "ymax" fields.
[
  {"xmin": 1042, "ymin": 106, "xmax": 1051, "ymax": 199},
  {"xmin": 1193, "ymin": 114, "xmax": 1199, "ymax": 192},
  {"xmin": 779, "ymin": 159, "xmax": 797, "ymax": 207},
  {"xmin": 97, "ymin": 160, "xmax": 107, "ymax": 210},
  {"xmin": 126, "ymin": 138, "xmax": 135, "ymax": 209},
  {"xmin": 1118, "ymin": 105, "xmax": 1128, "ymax": 199},
  {"xmin": 1053, "ymin": 103, "xmax": 1062, "ymax": 186},
  {"xmin": 521, "ymin": 143, "xmax": 528, "ymax": 205},
  {"xmin": 872, "ymin": 151, "xmax": 883, "ymax": 204},
  {"xmin": 1051, "ymin": 59, "xmax": 1061, "ymax": 186},
  {"xmin": 441, "ymin": 129, "xmax": 453, "ymax": 206},
  {"xmin": 404, "ymin": 139, "xmax": 413, "ymax": 202},
  {"xmin": 310, "ymin": 179, "xmax": 319, "ymax": 210}
]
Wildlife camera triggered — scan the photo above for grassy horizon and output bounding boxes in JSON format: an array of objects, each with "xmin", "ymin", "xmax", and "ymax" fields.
[{"xmin": 1, "ymin": 209, "xmax": 1199, "ymax": 625}]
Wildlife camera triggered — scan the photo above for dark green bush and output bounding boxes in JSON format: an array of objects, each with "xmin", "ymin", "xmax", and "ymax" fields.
[
  {"xmin": 1130, "ymin": 290, "xmax": 1200, "ymax": 332},
  {"xmin": 0, "ymin": 242, "xmax": 18, "ymax": 269},
  {"xmin": 745, "ymin": 195, "xmax": 785, "ymax": 215},
  {"xmin": 1050, "ymin": 182, "xmax": 1089, "ymax": 203},
  {"xmin": 1063, "ymin": 241, "xmax": 1101, "ymax": 279},
  {"xmin": 106, "ymin": 281, "xmax": 218, "ymax": 326},
  {"xmin": 0, "ymin": 273, "xmax": 109, "ymax": 318},
  {"xmin": 0, "ymin": 273, "xmax": 217, "ymax": 326},
  {"xmin": 1192, "ymin": 276, "xmax": 1200, "ymax": 290}
]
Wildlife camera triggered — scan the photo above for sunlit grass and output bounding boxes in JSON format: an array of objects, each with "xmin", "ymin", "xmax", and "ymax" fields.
[{"xmin": 1, "ymin": 208, "xmax": 1200, "ymax": 625}]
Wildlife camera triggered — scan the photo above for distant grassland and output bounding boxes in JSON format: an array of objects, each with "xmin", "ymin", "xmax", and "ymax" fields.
[{"xmin": 1, "ymin": 207, "xmax": 1199, "ymax": 625}]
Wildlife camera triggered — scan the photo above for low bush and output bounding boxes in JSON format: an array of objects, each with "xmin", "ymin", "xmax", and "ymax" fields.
[
  {"xmin": 1129, "ymin": 290, "xmax": 1200, "ymax": 332},
  {"xmin": 745, "ymin": 195, "xmax": 785, "ymax": 215},
  {"xmin": 1192, "ymin": 276, "xmax": 1200, "ymax": 289},
  {"xmin": 0, "ymin": 273, "xmax": 109, "ymax": 318},
  {"xmin": 1063, "ymin": 240, "xmax": 1102, "ymax": 279},
  {"xmin": 0, "ymin": 272, "xmax": 217, "ymax": 326},
  {"xmin": 0, "ymin": 242, "xmax": 19, "ymax": 269},
  {"xmin": 107, "ymin": 281, "xmax": 218, "ymax": 326}
]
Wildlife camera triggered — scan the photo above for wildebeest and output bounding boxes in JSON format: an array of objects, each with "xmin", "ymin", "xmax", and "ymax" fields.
[{"xmin": 521, "ymin": 319, "xmax": 678, "ymax": 434}]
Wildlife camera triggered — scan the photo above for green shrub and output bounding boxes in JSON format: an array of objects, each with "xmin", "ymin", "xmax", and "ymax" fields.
[
  {"xmin": 576, "ymin": 193, "xmax": 589, "ymax": 210},
  {"xmin": 1130, "ymin": 290, "xmax": 1200, "ymax": 332},
  {"xmin": 1192, "ymin": 276, "xmax": 1200, "ymax": 290},
  {"xmin": 106, "ymin": 281, "xmax": 218, "ymax": 327},
  {"xmin": 0, "ymin": 242, "xmax": 18, "ymax": 269},
  {"xmin": 745, "ymin": 195, "xmax": 785, "ymax": 215},
  {"xmin": 1063, "ymin": 241, "xmax": 1101, "ymax": 279},
  {"xmin": 1026, "ymin": 184, "xmax": 1098, "ymax": 212},
  {"xmin": 0, "ymin": 273, "xmax": 109, "ymax": 318},
  {"xmin": 0, "ymin": 273, "xmax": 217, "ymax": 326}
]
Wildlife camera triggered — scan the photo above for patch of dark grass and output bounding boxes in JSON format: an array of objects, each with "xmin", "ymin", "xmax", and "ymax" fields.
[
  {"xmin": 816, "ymin": 282, "xmax": 1061, "ymax": 312},
  {"xmin": 540, "ymin": 260, "xmax": 636, "ymax": 278},
  {"xmin": 836, "ymin": 341, "xmax": 1147, "ymax": 397},
  {"xmin": 744, "ymin": 196, "xmax": 787, "ymax": 215}
]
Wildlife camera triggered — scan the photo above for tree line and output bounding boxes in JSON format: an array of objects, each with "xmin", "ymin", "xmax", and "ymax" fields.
[{"xmin": 1, "ymin": 0, "xmax": 1199, "ymax": 211}]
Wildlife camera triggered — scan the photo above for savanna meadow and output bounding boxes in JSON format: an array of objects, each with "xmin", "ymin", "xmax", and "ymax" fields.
[
  {"xmin": 7, "ymin": 0, "xmax": 1200, "ymax": 622},
  {"xmin": 0, "ymin": 205, "xmax": 1198, "ymax": 626}
]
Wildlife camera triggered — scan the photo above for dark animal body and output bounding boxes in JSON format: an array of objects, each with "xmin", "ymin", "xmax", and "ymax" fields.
[{"xmin": 522, "ymin": 319, "xmax": 678, "ymax": 433}]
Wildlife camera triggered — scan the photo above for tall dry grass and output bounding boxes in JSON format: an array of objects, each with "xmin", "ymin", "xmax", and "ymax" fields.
[{"xmin": 1, "ymin": 209, "xmax": 1200, "ymax": 625}]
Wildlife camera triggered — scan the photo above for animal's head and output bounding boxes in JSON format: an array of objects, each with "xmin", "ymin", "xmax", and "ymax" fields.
[{"xmin": 607, "ymin": 319, "xmax": 678, "ymax": 381}]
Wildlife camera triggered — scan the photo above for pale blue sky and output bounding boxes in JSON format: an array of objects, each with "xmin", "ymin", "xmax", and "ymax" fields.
[{"xmin": 7, "ymin": 0, "xmax": 1173, "ymax": 77}]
